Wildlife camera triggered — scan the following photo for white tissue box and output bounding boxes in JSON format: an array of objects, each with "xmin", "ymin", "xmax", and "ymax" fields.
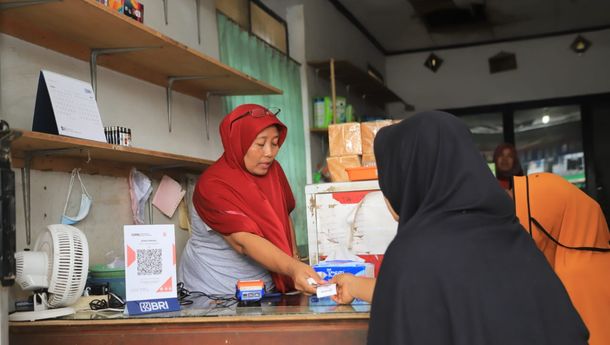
[{"xmin": 312, "ymin": 260, "xmax": 374, "ymax": 280}]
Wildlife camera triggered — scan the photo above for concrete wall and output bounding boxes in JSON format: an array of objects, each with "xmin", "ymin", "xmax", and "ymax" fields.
[
  {"xmin": 386, "ymin": 29, "xmax": 610, "ymax": 116},
  {"xmin": 0, "ymin": 0, "xmax": 225, "ymax": 292}
]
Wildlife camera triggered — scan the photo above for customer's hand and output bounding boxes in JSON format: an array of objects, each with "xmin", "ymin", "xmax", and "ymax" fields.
[
  {"xmin": 330, "ymin": 273, "xmax": 357, "ymax": 304},
  {"xmin": 288, "ymin": 260, "xmax": 324, "ymax": 295}
]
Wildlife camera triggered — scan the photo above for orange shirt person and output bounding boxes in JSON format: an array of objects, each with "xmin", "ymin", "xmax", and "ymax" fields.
[{"xmin": 513, "ymin": 173, "xmax": 610, "ymax": 345}]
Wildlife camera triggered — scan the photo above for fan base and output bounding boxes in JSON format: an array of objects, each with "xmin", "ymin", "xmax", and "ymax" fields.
[{"xmin": 9, "ymin": 307, "xmax": 75, "ymax": 322}]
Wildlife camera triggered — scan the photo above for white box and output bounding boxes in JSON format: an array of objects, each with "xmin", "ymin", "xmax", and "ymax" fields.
[{"xmin": 305, "ymin": 181, "xmax": 398, "ymax": 274}]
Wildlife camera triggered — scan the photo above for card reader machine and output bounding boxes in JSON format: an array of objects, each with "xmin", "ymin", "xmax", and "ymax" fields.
[{"xmin": 236, "ymin": 280, "xmax": 266, "ymax": 302}]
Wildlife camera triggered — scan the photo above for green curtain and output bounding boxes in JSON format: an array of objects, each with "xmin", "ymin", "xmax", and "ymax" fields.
[{"xmin": 217, "ymin": 13, "xmax": 308, "ymax": 255}]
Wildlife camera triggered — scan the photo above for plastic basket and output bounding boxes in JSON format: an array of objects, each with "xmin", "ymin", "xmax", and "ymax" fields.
[{"xmin": 346, "ymin": 166, "xmax": 378, "ymax": 181}]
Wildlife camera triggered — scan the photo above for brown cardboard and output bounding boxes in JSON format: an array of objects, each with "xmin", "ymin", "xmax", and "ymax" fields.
[
  {"xmin": 361, "ymin": 153, "xmax": 376, "ymax": 167},
  {"xmin": 361, "ymin": 120, "xmax": 393, "ymax": 154},
  {"xmin": 327, "ymin": 155, "xmax": 361, "ymax": 182},
  {"xmin": 328, "ymin": 122, "xmax": 362, "ymax": 157}
]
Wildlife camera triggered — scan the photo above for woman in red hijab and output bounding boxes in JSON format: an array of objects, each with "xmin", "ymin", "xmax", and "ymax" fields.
[
  {"xmin": 178, "ymin": 104, "xmax": 321, "ymax": 295},
  {"xmin": 493, "ymin": 143, "xmax": 524, "ymax": 189}
]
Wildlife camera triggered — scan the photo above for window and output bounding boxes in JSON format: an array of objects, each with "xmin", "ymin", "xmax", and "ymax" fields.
[
  {"xmin": 216, "ymin": 0, "xmax": 289, "ymax": 55},
  {"xmin": 513, "ymin": 105, "xmax": 585, "ymax": 188},
  {"xmin": 460, "ymin": 112, "xmax": 504, "ymax": 163}
]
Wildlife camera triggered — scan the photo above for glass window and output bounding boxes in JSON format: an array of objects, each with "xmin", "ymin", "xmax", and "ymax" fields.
[
  {"xmin": 460, "ymin": 112, "xmax": 504, "ymax": 164},
  {"xmin": 514, "ymin": 105, "xmax": 585, "ymax": 188}
]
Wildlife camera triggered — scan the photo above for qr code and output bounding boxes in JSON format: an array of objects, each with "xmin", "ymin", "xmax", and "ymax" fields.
[{"xmin": 136, "ymin": 248, "xmax": 162, "ymax": 275}]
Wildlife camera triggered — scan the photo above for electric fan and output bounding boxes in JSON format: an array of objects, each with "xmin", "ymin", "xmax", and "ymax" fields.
[{"xmin": 10, "ymin": 224, "xmax": 89, "ymax": 321}]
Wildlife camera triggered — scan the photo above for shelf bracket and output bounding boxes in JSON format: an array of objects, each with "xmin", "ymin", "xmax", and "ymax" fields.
[
  {"xmin": 90, "ymin": 47, "xmax": 159, "ymax": 100},
  {"xmin": 195, "ymin": 0, "xmax": 201, "ymax": 45},
  {"xmin": 162, "ymin": 0, "xmax": 168, "ymax": 25},
  {"xmin": 0, "ymin": 0, "xmax": 60, "ymax": 11},
  {"xmin": 166, "ymin": 76, "xmax": 223, "ymax": 133},
  {"xmin": 203, "ymin": 92, "xmax": 215, "ymax": 141},
  {"xmin": 20, "ymin": 156, "xmax": 31, "ymax": 247}
]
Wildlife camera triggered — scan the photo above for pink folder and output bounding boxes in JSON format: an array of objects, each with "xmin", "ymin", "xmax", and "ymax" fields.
[{"xmin": 152, "ymin": 175, "xmax": 186, "ymax": 218}]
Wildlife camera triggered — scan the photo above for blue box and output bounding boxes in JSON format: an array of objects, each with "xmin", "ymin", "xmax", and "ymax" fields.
[{"xmin": 312, "ymin": 260, "xmax": 374, "ymax": 281}]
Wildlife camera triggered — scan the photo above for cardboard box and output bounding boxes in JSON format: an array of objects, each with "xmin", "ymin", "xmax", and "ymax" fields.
[
  {"xmin": 328, "ymin": 122, "xmax": 362, "ymax": 157},
  {"xmin": 361, "ymin": 153, "xmax": 376, "ymax": 167},
  {"xmin": 360, "ymin": 120, "xmax": 393, "ymax": 154},
  {"xmin": 327, "ymin": 155, "xmax": 361, "ymax": 182}
]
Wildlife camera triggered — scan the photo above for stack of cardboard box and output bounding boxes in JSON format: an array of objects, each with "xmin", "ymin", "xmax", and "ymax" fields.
[{"xmin": 326, "ymin": 120, "xmax": 397, "ymax": 182}]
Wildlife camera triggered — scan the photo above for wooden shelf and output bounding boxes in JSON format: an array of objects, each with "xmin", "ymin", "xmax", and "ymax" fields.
[
  {"xmin": 10, "ymin": 130, "xmax": 213, "ymax": 178},
  {"xmin": 0, "ymin": 0, "xmax": 282, "ymax": 99},
  {"xmin": 308, "ymin": 60, "xmax": 411, "ymax": 109}
]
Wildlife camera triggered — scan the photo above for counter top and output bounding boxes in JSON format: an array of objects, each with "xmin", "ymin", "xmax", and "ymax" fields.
[
  {"xmin": 10, "ymin": 293, "xmax": 370, "ymax": 326},
  {"xmin": 10, "ymin": 294, "xmax": 370, "ymax": 345}
]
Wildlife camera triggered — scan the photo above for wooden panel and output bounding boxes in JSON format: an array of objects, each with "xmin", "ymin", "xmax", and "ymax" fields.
[
  {"xmin": 10, "ymin": 317, "xmax": 368, "ymax": 345},
  {"xmin": 0, "ymin": 0, "xmax": 282, "ymax": 98},
  {"xmin": 10, "ymin": 130, "xmax": 213, "ymax": 177},
  {"xmin": 250, "ymin": 2, "xmax": 287, "ymax": 54},
  {"xmin": 216, "ymin": 0, "xmax": 250, "ymax": 29},
  {"xmin": 309, "ymin": 60, "xmax": 411, "ymax": 109}
]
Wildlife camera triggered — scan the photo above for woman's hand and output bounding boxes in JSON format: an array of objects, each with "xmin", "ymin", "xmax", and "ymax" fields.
[
  {"xmin": 330, "ymin": 273, "xmax": 357, "ymax": 304},
  {"xmin": 288, "ymin": 259, "xmax": 324, "ymax": 295},
  {"xmin": 330, "ymin": 274, "xmax": 376, "ymax": 304}
]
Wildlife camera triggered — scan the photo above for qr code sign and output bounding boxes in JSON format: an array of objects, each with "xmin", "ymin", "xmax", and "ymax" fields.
[{"xmin": 136, "ymin": 248, "xmax": 162, "ymax": 275}]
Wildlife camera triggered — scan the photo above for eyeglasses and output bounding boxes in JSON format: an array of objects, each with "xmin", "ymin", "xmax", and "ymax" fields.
[{"xmin": 230, "ymin": 107, "xmax": 281, "ymax": 129}]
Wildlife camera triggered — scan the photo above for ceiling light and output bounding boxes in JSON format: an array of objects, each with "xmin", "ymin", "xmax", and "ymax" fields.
[
  {"xmin": 570, "ymin": 35, "xmax": 591, "ymax": 55},
  {"xmin": 424, "ymin": 53, "xmax": 443, "ymax": 73},
  {"xmin": 488, "ymin": 51, "xmax": 517, "ymax": 74},
  {"xmin": 542, "ymin": 115, "xmax": 550, "ymax": 124}
]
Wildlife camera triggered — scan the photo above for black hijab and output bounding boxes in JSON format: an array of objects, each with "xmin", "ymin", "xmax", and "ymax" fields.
[{"xmin": 368, "ymin": 111, "xmax": 587, "ymax": 345}]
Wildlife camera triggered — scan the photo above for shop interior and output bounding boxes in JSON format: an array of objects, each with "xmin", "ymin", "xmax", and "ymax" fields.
[{"xmin": 1, "ymin": 0, "xmax": 609, "ymax": 344}]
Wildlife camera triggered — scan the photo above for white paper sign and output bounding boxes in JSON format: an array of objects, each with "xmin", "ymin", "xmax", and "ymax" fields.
[
  {"xmin": 124, "ymin": 224, "xmax": 177, "ymax": 302},
  {"xmin": 42, "ymin": 70, "xmax": 106, "ymax": 142}
]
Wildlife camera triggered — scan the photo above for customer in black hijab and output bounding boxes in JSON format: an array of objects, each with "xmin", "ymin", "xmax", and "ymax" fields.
[{"xmin": 332, "ymin": 111, "xmax": 588, "ymax": 345}]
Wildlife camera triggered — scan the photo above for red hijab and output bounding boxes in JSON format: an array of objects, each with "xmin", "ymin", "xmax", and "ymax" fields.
[{"xmin": 193, "ymin": 104, "xmax": 296, "ymax": 292}]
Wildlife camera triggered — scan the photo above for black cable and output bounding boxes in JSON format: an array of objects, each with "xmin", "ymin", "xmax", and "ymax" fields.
[
  {"xmin": 177, "ymin": 281, "xmax": 237, "ymax": 307},
  {"xmin": 89, "ymin": 292, "xmax": 125, "ymax": 310}
]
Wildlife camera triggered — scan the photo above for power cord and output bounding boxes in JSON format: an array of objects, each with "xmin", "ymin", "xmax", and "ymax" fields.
[
  {"xmin": 177, "ymin": 282, "xmax": 237, "ymax": 308},
  {"xmin": 89, "ymin": 292, "xmax": 125, "ymax": 311}
]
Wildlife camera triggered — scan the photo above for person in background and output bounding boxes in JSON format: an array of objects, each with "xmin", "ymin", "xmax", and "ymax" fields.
[
  {"xmin": 513, "ymin": 172, "xmax": 610, "ymax": 345},
  {"xmin": 493, "ymin": 142, "xmax": 524, "ymax": 189},
  {"xmin": 331, "ymin": 111, "xmax": 588, "ymax": 345},
  {"xmin": 178, "ymin": 104, "xmax": 321, "ymax": 295}
]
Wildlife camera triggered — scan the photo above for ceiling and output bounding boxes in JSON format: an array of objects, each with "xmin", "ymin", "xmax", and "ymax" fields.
[{"xmin": 331, "ymin": 0, "xmax": 610, "ymax": 54}]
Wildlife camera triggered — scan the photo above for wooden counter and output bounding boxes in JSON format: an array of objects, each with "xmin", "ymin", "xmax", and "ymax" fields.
[{"xmin": 9, "ymin": 295, "xmax": 370, "ymax": 345}]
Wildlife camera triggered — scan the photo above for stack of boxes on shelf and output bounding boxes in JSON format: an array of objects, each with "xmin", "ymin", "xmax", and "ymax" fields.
[
  {"xmin": 326, "ymin": 120, "xmax": 398, "ymax": 182},
  {"xmin": 97, "ymin": 0, "xmax": 144, "ymax": 23}
]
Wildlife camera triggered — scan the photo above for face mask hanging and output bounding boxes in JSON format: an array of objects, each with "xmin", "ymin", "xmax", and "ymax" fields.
[{"xmin": 61, "ymin": 168, "xmax": 92, "ymax": 225}]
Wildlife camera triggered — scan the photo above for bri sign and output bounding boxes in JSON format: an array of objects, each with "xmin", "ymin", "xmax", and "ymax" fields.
[{"xmin": 126, "ymin": 298, "xmax": 181, "ymax": 315}]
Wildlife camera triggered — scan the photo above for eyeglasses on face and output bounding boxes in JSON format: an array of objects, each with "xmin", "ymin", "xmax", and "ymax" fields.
[{"xmin": 230, "ymin": 107, "xmax": 281, "ymax": 129}]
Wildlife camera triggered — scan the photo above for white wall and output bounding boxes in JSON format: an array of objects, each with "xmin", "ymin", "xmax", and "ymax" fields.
[
  {"xmin": 386, "ymin": 29, "xmax": 610, "ymax": 116},
  {"xmin": 263, "ymin": 0, "xmax": 390, "ymax": 176},
  {"xmin": 0, "ymin": 0, "xmax": 225, "ymax": 291}
]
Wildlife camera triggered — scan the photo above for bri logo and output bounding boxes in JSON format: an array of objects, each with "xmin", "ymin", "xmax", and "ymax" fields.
[
  {"xmin": 322, "ymin": 268, "xmax": 345, "ymax": 279},
  {"xmin": 139, "ymin": 301, "xmax": 169, "ymax": 312}
]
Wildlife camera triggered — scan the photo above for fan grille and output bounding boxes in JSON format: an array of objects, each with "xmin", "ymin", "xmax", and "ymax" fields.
[{"xmin": 36, "ymin": 225, "xmax": 89, "ymax": 308}]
